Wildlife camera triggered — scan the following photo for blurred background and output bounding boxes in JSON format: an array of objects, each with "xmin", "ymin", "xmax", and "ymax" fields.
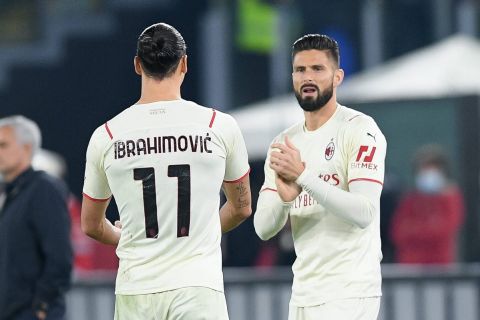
[{"xmin": 1, "ymin": 0, "xmax": 480, "ymax": 319}]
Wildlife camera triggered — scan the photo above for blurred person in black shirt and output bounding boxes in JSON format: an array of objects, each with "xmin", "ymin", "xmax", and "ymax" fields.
[
  {"xmin": 0, "ymin": 175, "xmax": 5, "ymax": 210},
  {"xmin": 0, "ymin": 115, "xmax": 72, "ymax": 320}
]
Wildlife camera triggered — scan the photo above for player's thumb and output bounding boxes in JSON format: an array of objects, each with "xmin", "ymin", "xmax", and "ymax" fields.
[{"xmin": 115, "ymin": 220, "xmax": 123, "ymax": 229}]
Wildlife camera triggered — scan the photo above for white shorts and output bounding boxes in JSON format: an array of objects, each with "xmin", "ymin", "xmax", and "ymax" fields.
[
  {"xmin": 115, "ymin": 287, "xmax": 229, "ymax": 320},
  {"xmin": 288, "ymin": 297, "xmax": 380, "ymax": 320}
]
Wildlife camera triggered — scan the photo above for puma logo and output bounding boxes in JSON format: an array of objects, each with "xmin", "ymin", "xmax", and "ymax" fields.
[{"xmin": 367, "ymin": 132, "xmax": 376, "ymax": 142}]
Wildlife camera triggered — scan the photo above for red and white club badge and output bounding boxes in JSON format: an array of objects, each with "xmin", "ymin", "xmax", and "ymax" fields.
[{"xmin": 325, "ymin": 141, "xmax": 335, "ymax": 160}]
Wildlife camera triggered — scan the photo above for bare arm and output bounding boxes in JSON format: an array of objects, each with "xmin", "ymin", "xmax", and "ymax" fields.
[
  {"xmin": 81, "ymin": 196, "xmax": 121, "ymax": 245},
  {"xmin": 220, "ymin": 175, "xmax": 252, "ymax": 233}
]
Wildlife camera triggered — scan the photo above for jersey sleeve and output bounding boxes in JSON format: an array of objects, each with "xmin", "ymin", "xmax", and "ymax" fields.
[
  {"xmin": 345, "ymin": 116, "xmax": 387, "ymax": 186},
  {"xmin": 254, "ymin": 134, "xmax": 291, "ymax": 239},
  {"xmin": 223, "ymin": 115, "xmax": 250, "ymax": 182},
  {"xmin": 260, "ymin": 135, "xmax": 284, "ymax": 192},
  {"xmin": 260, "ymin": 146, "xmax": 275, "ymax": 192},
  {"xmin": 82, "ymin": 127, "xmax": 112, "ymax": 200}
]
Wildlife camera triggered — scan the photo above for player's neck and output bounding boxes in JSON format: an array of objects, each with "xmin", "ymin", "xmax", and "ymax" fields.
[
  {"xmin": 137, "ymin": 77, "xmax": 182, "ymax": 104},
  {"xmin": 303, "ymin": 98, "xmax": 338, "ymax": 131}
]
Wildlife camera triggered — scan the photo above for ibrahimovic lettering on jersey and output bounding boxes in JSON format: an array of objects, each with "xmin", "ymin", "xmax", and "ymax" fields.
[{"xmin": 114, "ymin": 133, "xmax": 213, "ymax": 159}]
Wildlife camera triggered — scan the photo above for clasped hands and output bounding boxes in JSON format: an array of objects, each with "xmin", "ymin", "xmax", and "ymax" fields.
[{"xmin": 269, "ymin": 136, "xmax": 305, "ymax": 202}]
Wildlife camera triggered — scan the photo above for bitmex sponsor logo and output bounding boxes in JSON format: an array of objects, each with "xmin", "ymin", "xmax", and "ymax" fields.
[
  {"xmin": 351, "ymin": 162, "xmax": 378, "ymax": 170},
  {"xmin": 352, "ymin": 145, "xmax": 378, "ymax": 171}
]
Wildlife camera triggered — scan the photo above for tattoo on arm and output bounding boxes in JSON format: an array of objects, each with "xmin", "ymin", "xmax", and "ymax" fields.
[
  {"xmin": 236, "ymin": 182, "xmax": 246, "ymax": 194},
  {"xmin": 236, "ymin": 182, "xmax": 249, "ymax": 209}
]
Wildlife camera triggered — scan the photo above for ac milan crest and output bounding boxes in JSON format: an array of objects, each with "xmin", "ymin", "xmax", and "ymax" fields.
[{"xmin": 325, "ymin": 141, "xmax": 335, "ymax": 160}]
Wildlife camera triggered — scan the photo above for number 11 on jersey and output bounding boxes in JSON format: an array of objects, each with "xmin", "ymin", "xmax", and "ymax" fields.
[{"xmin": 134, "ymin": 165, "xmax": 191, "ymax": 239}]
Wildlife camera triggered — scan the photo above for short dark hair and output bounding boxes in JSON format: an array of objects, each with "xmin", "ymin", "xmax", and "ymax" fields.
[
  {"xmin": 292, "ymin": 34, "xmax": 340, "ymax": 67},
  {"xmin": 136, "ymin": 23, "xmax": 187, "ymax": 80}
]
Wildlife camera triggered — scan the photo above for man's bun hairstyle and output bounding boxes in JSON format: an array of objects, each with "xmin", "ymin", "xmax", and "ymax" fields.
[{"xmin": 136, "ymin": 23, "xmax": 186, "ymax": 80}]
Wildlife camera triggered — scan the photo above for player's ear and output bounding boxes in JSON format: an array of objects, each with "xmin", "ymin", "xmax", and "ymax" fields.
[
  {"xmin": 180, "ymin": 55, "xmax": 188, "ymax": 74},
  {"xmin": 134, "ymin": 56, "xmax": 142, "ymax": 76},
  {"xmin": 333, "ymin": 68, "xmax": 344, "ymax": 87}
]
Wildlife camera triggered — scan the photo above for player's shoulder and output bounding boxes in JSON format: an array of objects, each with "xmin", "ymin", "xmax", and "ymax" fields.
[
  {"xmin": 88, "ymin": 103, "xmax": 134, "ymax": 143},
  {"xmin": 161, "ymin": 99, "xmax": 234, "ymax": 128},
  {"xmin": 271, "ymin": 121, "xmax": 304, "ymax": 144},
  {"xmin": 338, "ymin": 104, "xmax": 386, "ymax": 147},
  {"xmin": 180, "ymin": 99, "xmax": 215, "ymax": 115},
  {"xmin": 337, "ymin": 104, "xmax": 381, "ymax": 131},
  {"xmin": 283, "ymin": 121, "xmax": 304, "ymax": 136},
  {"xmin": 205, "ymin": 105, "xmax": 237, "ymax": 125},
  {"xmin": 203, "ymin": 105, "xmax": 240, "ymax": 132},
  {"xmin": 105, "ymin": 103, "xmax": 137, "ymax": 126},
  {"xmin": 89, "ymin": 122, "xmax": 114, "ymax": 146}
]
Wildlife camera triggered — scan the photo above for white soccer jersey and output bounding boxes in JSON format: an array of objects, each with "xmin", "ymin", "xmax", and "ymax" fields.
[
  {"xmin": 261, "ymin": 104, "xmax": 386, "ymax": 306},
  {"xmin": 83, "ymin": 99, "xmax": 249, "ymax": 295}
]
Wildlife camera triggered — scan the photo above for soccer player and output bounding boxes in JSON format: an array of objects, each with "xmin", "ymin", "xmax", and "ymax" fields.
[
  {"xmin": 254, "ymin": 34, "xmax": 386, "ymax": 320},
  {"xmin": 81, "ymin": 23, "xmax": 251, "ymax": 320}
]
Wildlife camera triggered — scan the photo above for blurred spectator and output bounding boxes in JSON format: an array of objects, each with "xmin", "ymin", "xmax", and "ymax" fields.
[
  {"xmin": 32, "ymin": 149, "xmax": 118, "ymax": 275},
  {"xmin": 390, "ymin": 144, "xmax": 464, "ymax": 264},
  {"xmin": 0, "ymin": 115, "xmax": 72, "ymax": 320},
  {"xmin": 0, "ymin": 174, "xmax": 5, "ymax": 210}
]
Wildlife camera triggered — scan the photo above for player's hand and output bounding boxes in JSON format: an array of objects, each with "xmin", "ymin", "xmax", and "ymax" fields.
[
  {"xmin": 275, "ymin": 174, "xmax": 302, "ymax": 203},
  {"xmin": 270, "ymin": 136, "xmax": 304, "ymax": 182},
  {"xmin": 106, "ymin": 218, "xmax": 121, "ymax": 237},
  {"xmin": 111, "ymin": 219, "xmax": 122, "ymax": 234},
  {"xmin": 104, "ymin": 218, "xmax": 122, "ymax": 246}
]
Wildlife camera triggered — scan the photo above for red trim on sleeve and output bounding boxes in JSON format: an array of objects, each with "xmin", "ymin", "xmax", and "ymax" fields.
[
  {"xmin": 209, "ymin": 109, "xmax": 217, "ymax": 128},
  {"xmin": 348, "ymin": 178, "xmax": 383, "ymax": 186},
  {"xmin": 260, "ymin": 187, "xmax": 278, "ymax": 193},
  {"xmin": 224, "ymin": 168, "xmax": 250, "ymax": 183},
  {"xmin": 104, "ymin": 122, "xmax": 113, "ymax": 140},
  {"xmin": 83, "ymin": 192, "xmax": 111, "ymax": 202}
]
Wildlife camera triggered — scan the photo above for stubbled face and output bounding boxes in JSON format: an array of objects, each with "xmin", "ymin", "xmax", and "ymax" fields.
[
  {"xmin": 0, "ymin": 126, "xmax": 30, "ymax": 180},
  {"xmin": 292, "ymin": 50, "xmax": 337, "ymax": 112}
]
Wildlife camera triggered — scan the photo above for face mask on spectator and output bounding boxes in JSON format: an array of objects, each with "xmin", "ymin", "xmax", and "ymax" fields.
[{"xmin": 415, "ymin": 169, "xmax": 446, "ymax": 194}]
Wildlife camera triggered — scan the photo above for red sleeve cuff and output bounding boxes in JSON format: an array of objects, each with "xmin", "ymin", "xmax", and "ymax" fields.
[
  {"xmin": 348, "ymin": 178, "xmax": 383, "ymax": 186},
  {"xmin": 82, "ymin": 192, "xmax": 111, "ymax": 202},
  {"xmin": 260, "ymin": 187, "xmax": 277, "ymax": 193},
  {"xmin": 224, "ymin": 168, "xmax": 250, "ymax": 183}
]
